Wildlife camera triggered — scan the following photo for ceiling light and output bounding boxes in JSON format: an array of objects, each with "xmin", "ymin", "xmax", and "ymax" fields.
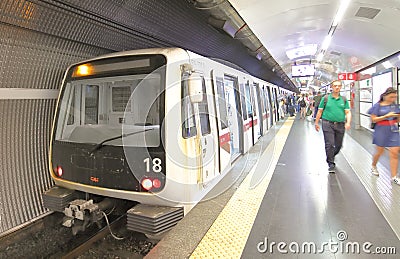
[
  {"xmin": 316, "ymin": 53, "xmax": 324, "ymax": 62},
  {"xmin": 332, "ymin": 0, "xmax": 351, "ymax": 26},
  {"xmin": 382, "ymin": 61, "xmax": 393, "ymax": 69},
  {"xmin": 321, "ymin": 35, "xmax": 332, "ymax": 50},
  {"xmin": 286, "ymin": 44, "xmax": 318, "ymax": 60}
]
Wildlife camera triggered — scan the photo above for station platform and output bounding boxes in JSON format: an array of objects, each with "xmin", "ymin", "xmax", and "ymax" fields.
[{"xmin": 146, "ymin": 115, "xmax": 400, "ymax": 258}]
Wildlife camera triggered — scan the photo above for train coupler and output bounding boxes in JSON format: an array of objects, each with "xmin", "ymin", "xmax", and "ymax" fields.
[{"xmin": 62, "ymin": 198, "xmax": 114, "ymax": 235}]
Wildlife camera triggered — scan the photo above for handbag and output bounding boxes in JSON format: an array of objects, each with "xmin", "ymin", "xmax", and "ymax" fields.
[{"xmin": 369, "ymin": 103, "xmax": 380, "ymax": 129}]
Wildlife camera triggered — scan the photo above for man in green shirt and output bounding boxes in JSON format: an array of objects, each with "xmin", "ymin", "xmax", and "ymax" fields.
[{"xmin": 315, "ymin": 81, "xmax": 351, "ymax": 173}]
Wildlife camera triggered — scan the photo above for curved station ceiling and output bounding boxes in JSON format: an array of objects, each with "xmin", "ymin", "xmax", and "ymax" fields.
[{"xmin": 228, "ymin": 0, "xmax": 400, "ymax": 88}]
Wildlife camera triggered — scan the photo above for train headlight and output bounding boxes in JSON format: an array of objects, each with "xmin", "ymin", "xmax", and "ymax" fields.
[
  {"xmin": 141, "ymin": 178, "xmax": 153, "ymax": 191},
  {"xmin": 152, "ymin": 179, "xmax": 161, "ymax": 189},
  {"xmin": 73, "ymin": 64, "xmax": 93, "ymax": 77},
  {"xmin": 56, "ymin": 166, "xmax": 63, "ymax": 177}
]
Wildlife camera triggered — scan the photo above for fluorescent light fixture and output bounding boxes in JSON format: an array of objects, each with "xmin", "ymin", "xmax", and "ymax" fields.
[
  {"xmin": 382, "ymin": 61, "xmax": 393, "ymax": 69},
  {"xmin": 360, "ymin": 66, "xmax": 376, "ymax": 75},
  {"xmin": 285, "ymin": 44, "xmax": 318, "ymax": 60},
  {"xmin": 316, "ymin": 52, "xmax": 324, "ymax": 62},
  {"xmin": 332, "ymin": 0, "xmax": 351, "ymax": 27},
  {"xmin": 321, "ymin": 35, "xmax": 332, "ymax": 50},
  {"xmin": 398, "ymin": 54, "xmax": 400, "ymax": 60}
]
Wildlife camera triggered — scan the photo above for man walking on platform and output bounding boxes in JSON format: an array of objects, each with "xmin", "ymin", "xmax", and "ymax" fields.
[{"xmin": 315, "ymin": 81, "xmax": 351, "ymax": 173}]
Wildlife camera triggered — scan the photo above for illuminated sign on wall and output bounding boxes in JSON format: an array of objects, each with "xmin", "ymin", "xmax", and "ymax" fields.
[{"xmin": 338, "ymin": 73, "xmax": 357, "ymax": 80}]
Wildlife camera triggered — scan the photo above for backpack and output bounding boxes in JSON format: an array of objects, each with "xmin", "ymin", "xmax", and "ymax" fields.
[
  {"xmin": 299, "ymin": 99, "xmax": 306, "ymax": 107},
  {"xmin": 322, "ymin": 94, "xmax": 347, "ymax": 109}
]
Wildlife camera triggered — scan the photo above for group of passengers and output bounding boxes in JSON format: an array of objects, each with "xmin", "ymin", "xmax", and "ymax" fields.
[
  {"xmin": 281, "ymin": 81, "xmax": 400, "ymax": 185},
  {"xmin": 280, "ymin": 92, "xmax": 324, "ymax": 120}
]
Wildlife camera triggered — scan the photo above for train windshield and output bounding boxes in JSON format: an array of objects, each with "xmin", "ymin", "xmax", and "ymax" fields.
[{"xmin": 55, "ymin": 72, "xmax": 164, "ymax": 148}]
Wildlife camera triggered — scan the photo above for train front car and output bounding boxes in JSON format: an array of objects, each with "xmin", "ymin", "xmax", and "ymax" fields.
[{"xmin": 43, "ymin": 50, "xmax": 179, "ymax": 236}]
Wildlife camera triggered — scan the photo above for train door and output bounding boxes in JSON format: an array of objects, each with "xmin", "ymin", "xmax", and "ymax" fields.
[
  {"xmin": 224, "ymin": 75, "xmax": 243, "ymax": 161},
  {"xmin": 266, "ymin": 85, "xmax": 274, "ymax": 125},
  {"xmin": 263, "ymin": 86, "xmax": 271, "ymax": 130},
  {"xmin": 190, "ymin": 76, "xmax": 216, "ymax": 183},
  {"xmin": 241, "ymin": 79, "xmax": 252, "ymax": 151},
  {"xmin": 244, "ymin": 81, "xmax": 254, "ymax": 146},
  {"xmin": 199, "ymin": 78, "xmax": 216, "ymax": 183},
  {"xmin": 211, "ymin": 70, "xmax": 230, "ymax": 173},
  {"xmin": 273, "ymin": 88, "xmax": 279, "ymax": 121},
  {"xmin": 251, "ymin": 83, "xmax": 261, "ymax": 140},
  {"xmin": 255, "ymin": 84, "xmax": 265, "ymax": 135}
]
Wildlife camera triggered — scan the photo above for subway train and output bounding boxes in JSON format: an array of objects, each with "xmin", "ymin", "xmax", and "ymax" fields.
[{"xmin": 42, "ymin": 48, "xmax": 294, "ymax": 236}]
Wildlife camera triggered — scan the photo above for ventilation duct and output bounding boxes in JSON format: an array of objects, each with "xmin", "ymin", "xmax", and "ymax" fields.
[
  {"xmin": 355, "ymin": 7, "xmax": 381, "ymax": 19},
  {"xmin": 192, "ymin": 0, "xmax": 297, "ymax": 91}
]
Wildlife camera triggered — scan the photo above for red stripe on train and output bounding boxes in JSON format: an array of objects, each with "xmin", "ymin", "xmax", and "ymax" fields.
[
  {"xmin": 244, "ymin": 119, "xmax": 259, "ymax": 131},
  {"xmin": 219, "ymin": 132, "xmax": 231, "ymax": 145},
  {"xmin": 244, "ymin": 121, "xmax": 252, "ymax": 131}
]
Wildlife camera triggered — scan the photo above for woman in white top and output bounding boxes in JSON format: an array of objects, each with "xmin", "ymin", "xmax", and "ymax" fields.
[{"xmin": 279, "ymin": 99, "xmax": 285, "ymax": 119}]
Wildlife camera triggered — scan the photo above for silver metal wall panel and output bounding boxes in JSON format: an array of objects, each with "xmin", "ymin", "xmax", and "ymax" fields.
[
  {"xmin": 0, "ymin": 23, "xmax": 109, "ymax": 89},
  {"xmin": 0, "ymin": 2, "xmax": 112, "ymax": 235},
  {"xmin": 0, "ymin": 99, "xmax": 55, "ymax": 233},
  {"xmin": 0, "ymin": 0, "xmax": 165, "ymax": 52}
]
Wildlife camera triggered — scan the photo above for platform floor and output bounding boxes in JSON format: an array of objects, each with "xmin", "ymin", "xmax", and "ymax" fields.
[{"xmin": 146, "ymin": 116, "xmax": 400, "ymax": 258}]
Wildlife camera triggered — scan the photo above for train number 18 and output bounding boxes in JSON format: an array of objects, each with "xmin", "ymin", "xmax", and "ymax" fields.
[{"xmin": 143, "ymin": 158, "xmax": 162, "ymax": 173}]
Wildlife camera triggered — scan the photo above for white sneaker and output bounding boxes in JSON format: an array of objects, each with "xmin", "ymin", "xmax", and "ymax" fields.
[
  {"xmin": 392, "ymin": 176, "xmax": 400, "ymax": 185},
  {"xmin": 371, "ymin": 166, "xmax": 379, "ymax": 176}
]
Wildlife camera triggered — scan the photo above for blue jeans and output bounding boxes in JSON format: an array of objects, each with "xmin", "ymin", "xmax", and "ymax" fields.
[
  {"xmin": 313, "ymin": 106, "xmax": 319, "ymax": 118},
  {"xmin": 322, "ymin": 120, "xmax": 345, "ymax": 166}
]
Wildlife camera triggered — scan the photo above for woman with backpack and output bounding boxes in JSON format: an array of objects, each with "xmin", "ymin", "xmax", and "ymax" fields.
[
  {"xmin": 368, "ymin": 87, "xmax": 400, "ymax": 185},
  {"xmin": 298, "ymin": 94, "xmax": 307, "ymax": 119}
]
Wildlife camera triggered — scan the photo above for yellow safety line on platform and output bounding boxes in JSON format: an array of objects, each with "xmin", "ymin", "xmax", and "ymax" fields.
[{"xmin": 190, "ymin": 119, "xmax": 294, "ymax": 258}]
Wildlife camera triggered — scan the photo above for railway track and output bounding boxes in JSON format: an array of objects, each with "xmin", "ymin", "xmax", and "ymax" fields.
[
  {"xmin": 61, "ymin": 214, "xmax": 126, "ymax": 259},
  {"xmin": 1, "ymin": 212, "xmax": 156, "ymax": 258}
]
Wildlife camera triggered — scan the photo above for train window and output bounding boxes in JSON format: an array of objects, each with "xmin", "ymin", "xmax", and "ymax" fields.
[
  {"xmin": 132, "ymin": 77, "xmax": 160, "ymax": 126},
  {"xmin": 182, "ymin": 76, "xmax": 197, "ymax": 139},
  {"xmin": 263, "ymin": 88, "xmax": 268, "ymax": 113},
  {"xmin": 84, "ymin": 85, "xmax": 99, "ymax": 124},
  {"xmin": 258, "ymin": 86, "xmax": 265, "ymax": 115},
  {"xmin": 198, "ymin": 78, "xmax": 211, "ymax": 136},
  {"xmin": 245, "ymin": 82, "xmax": 253, "ymax": 118},
  {"xmin": 250, "ymin": 84, "xmax": 257, "ymax": 117},
  {"xmin": 67, "ymin": 87, "xmax": 75, "ymax": 125},
  {"xmin": 215, "ymin": 77, "xmax": 228, "ymax": 130},
  {"xmin": 240, "ymin": 83, "xmax": 248, "ymax": 121},
  {"xmin": 56, "ymin": 71, "xmax": 164, "ymax": 147},
  {"xmin": 112, "ymin": 86, "xmax": 131, "ymax": 112}
]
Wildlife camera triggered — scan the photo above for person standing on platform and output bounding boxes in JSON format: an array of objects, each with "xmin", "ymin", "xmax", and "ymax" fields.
[
  {"xmin": 295, "ymin": 94, "xmax": 300, "ymax": 113},
  {"xmin": 288, "ymin": 94, "xmax": 295, "ymax": 116},
  {"xmin": 368, "ymin": 87, "xmax": 400, "ymax": 185},
  {"xmin": 313, "ymin": 91, "xmax": 322, "ymax": 119},
  {"xmin": 314, "ymin": 80, "xmax": 351, "ymax": 173},
  {"xmin": 298, "ymin": 94, "xmax": 307, "ymax": 119},
  {"xmin": 279, "ymin": 98, "xmax": 285, "ymax": 120}
]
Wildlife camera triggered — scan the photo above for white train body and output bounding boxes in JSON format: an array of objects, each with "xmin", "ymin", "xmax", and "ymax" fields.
[{"xmin": 47, "ymin": 48, "xmax": 289, "ymax": 217}]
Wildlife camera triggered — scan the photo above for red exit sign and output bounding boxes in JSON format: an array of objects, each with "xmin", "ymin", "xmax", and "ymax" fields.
[{"xmin": 338, "ymin": 73, "xmax": 357, "ymax": 80}]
